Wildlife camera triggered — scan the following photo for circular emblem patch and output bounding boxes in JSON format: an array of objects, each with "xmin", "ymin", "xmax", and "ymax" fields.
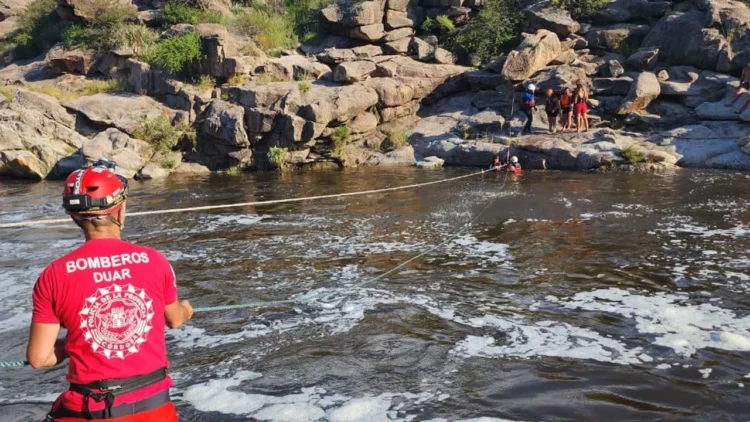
[{"xmin": 79, "ymin": 284, "xmax": 154, "ymax": 360}]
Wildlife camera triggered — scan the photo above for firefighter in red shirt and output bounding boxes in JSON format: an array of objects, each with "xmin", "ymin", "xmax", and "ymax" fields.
[{"xmin": 27, "ymin": 159, "xmax": 193, "ymax": 422}]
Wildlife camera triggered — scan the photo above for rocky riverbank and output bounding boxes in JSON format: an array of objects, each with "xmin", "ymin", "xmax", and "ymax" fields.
[{"xmin": 0, "ymin": 0, "xmax": 749, "ymax": 180}]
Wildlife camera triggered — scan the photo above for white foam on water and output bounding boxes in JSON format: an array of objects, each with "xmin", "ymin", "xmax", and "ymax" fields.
[
  {"xmin": 579, "ymin": 211, "xmax": 631, "ymax": 220},
  {"xmin": 427, "ymin": 419, "xmax": 528, "ymax": 422},
  {"xmin": 560, "ymin": 288, "xmax": 750, "ymax": 357},
  {"xmin": 698, "ymin": 368, "xmax": 712, "ymax": 379},
  {"xmin": 450, "ymin": 316, "xmax": 645, "ymax": 365},
  {"xmin": 0, "ymin": 392, "xmax": 60, "ymax": 404},
  {"xmin": 179, "ymin": 371, "xmax": 447, "ymax": 421}
]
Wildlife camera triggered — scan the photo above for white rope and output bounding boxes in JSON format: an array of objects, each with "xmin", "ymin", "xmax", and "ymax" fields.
[{"xmin": 0, "ymin": 169, "xmax": 490, "ymax": 229}]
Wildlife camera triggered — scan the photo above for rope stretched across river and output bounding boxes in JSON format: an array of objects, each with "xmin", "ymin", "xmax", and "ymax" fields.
[
  {"xmin": 0, "ymin": 169, "xmax": 490, "ymax": 229},
  {"xmin": 0, "ymin": 167, "xmax": 509, "ymax": 369}
]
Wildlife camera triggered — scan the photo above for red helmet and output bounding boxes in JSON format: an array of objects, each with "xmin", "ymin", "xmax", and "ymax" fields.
[
  {"xmin": 63, "ymin": 159, "xmax": 129, "ymax": 215},
  {"xmin": 546, "ymin": 88, "xmax": 554, "ymax": 97}
]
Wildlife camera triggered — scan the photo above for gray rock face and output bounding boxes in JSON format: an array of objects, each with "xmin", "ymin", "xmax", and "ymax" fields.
[
  {"xmin": 502, "ymin": 30, "xmax": 562, "ymax": 81},
  {"xmin": 0, "ymin": 90, "xmax": 86, "ymax": 179},
  {"xmin": 58, "ymin": 0, "xmax": 136, "ymax": 20},
  {"xmin": 524, "ymin": 3, "xmax": 581, "ymax": 36},
  {"xmin": 83, "ymin": 128, "xmax": 154, "ymax": 178},
  {"xmin": 434, "ymin": 48, "xmax": 456, "ymax": 65},
  {"xmin": 659, "ymin": 66, "xmax": 736, "ymax": 107},
  {"xmin": 617, "ymin": 72, "xmax": 660, "ymax": 114},
  {"xmin": 66, "ymin": 93, "xmax": 171, "ymax": 135},
  {"xmin": 641, "ymin": 10, "xmax": 726, "ymax": 71},
  {"xmin": 416, "ymin": 156, "xmax": 445, "ymax": 169},
  {"xmin": 410, "ymin": 37, "xmax": 436, "ymax": 62},
  {"xmin": 198, "ymin": 100, "xmax": 249, "ymax": 149},
  {"xmin": 593, "ymin": 76, "xmax": 633, "ymax": 95},
  {"xmin": 267, "ymin": 56, "xmax": 331, "ymax": 80},
  {"xmin": 529, "ymin": 65, "xmax": 592, "ymax": 93},
  {"xmin": 137, "ymin": 163, "xmax": 170, "ymax": 180},
  {"xmin": 333, "ymin": 61, "xmax": 377, "ymax": 83},
  {"xmin": 297, "ymin": 84, "xmax": 379, "ymax": 125},
  {"xmin": 585, "ymin": 24, "xmax": 651, "ymax": 51},
  {"xmin": 383, "ymin": 27, "xmax": 415, "ymax": 42}
]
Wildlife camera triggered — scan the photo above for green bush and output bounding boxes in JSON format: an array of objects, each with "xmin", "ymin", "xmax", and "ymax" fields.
[
  {"xmin": 162, "ymin": 0, "xmax": 228, "ymax": 26},
  {"xmin": 421, "ymin": 17, "xmax": 436, "ymax": 34},
  {"xmin": 196, "ymin": 75, "xmax": 216, "ymax": 90},
  {"xmin": 381, "ymin": 130, "xmax": 408, "ymax": 152},
  {"xmin": 232, "ymin": 9, "xmax": 297, "ymax": 50},
  {"xmin": 330, "ymin": 125, "xmax": 349, "ymax": 156},
  {"xmin": 298, "ymin": 80, "xmax": 311, "ymax": 93},
  {"xmin": 550, "ymin": 0, "xmax": 607, "ymax": 21},
  {"xmin": 134, "ymin": 115, "xmax": 193, "ymax": 153},
  {"xmin": 144, "ymin": 31, "xmax": 203, "ymax": 75},
  {"xmin": 442, "ymin": 0, "xmax": 522, "ymax": 65},
  {"xmin": 620, "ymin": 146, "xmax": 648, "ymax": 164},
  {"xmin": 267, "ymin": 146, "xmax": 288, "ymax": 168},
  {"xmin": 60, "ymin": 0, "xmax": 137, "ymax": 52},
  {"xmin": 287, "ymin": 0, "xmax": 330, "ymax": 44},
  {"xmin": 11, "ymin": 0, "xmax": 65, "ymax": 59},
  {"xmin": 436, "ymin": 15, "xmax": 455, "ymax": 32},
  {"xmin": 160, "ymin": 159, "xmax": 177, "ymax": 169},
  {"xmin": 117, "ymin": 24, "xmax": 159, "ymax": 58}
]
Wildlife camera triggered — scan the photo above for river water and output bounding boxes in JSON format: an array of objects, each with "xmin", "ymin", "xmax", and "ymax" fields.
[{"xmin": 1, "ymin": 168, "xmax": 750, "ymax": 421}]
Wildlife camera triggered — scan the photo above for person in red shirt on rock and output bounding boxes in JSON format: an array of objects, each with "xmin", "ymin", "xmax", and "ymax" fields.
[{"xmin": 27, "ymin": 159, "xmax": 193, "ymax": 422}]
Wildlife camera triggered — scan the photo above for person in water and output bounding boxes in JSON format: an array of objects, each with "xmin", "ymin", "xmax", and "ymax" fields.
[
  {"xmin": 521, "ymin": 83, "xmax": 536, "ymax": 135},
  {"xmin": 560, "ymin": 87, "xmax": 573, "ymax": 131},
  {"xmin": 490, "ymin": 155, "xmax": 502, "ymax": 170},
  {"xmin": 508, "ymin": 155, "xmax": 522, "ymax": 173},
  {"xmin": 573, "ymin": 83, "xmax": 589, "ymax": 133},
  {"xmin": 27, "ymin": 159, "xmax": 193, "ymax": 421},
  {"xmin": 544, "ymin": 89, "xmax": 561, "ymax": 133},
  {"xmin": 726, "ymin": 63, "xmax": 750, "ymax": 113}
]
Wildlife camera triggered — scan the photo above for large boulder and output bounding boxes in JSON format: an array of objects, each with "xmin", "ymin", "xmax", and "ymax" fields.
[
  {"xmin": 593, "ymin": 0, "xmax": 670, "ymax": 24},
  {"xmin": 617, "ymin": 72, "xmax": 660, "ymax": 114},
  {"xmin": 318, "ymin": 45, "xmax": 385, "ymax": 64},
  {"xmin": 82, "ymin": 128, "xmax": 154, "ymax": 178},
  {"xmin": 297, "ymin": 83, "xmax": 379, "ymax": 125},
  {"xmin": 501, "ymin": 30, "xmax": 562, "ymax": 81},
  {"xmin": 333, "ymin": 61, "xmax": 377, "ymax": 82},
  {"xmin": 45, "ymin": 46, "xmax": 96, "ymax": 76},
  {"xmin": 197, "ymin": 100, "xmax": 249, "ymax": 148},
  {"xmin": 383, "ymin": 27, "xmax": 415, "ymax": 42},
  {"xmin": 641, "ymin": 10, "xmax": 726, "ymax": 71},
  {"xmin": 585, "ymin": 24, "xmax": 650, "ymax": 51},
  {"xmin": 66, "ymin": 93, "xmax": 172, "ymax": 135},
  {"xmin": 267, "ymin": 56, "xmax": 332, "ymax": 80},
  {"xmin": 192, "ymin": 0, "xmax": 233, "ymax": 16},
  {"xmin": 365, "ymin": 77, "xmax": 416, "ymax": 107},
  {"xmin": 385, "ymin": 9, "xmax": 420, "ymax": 29},
  {"xmin": 626, "ymin": 47, "xmax": 659, "ymax": 71},
  {"xmin": 348, "ymin": 23, "xmax": 386, "ymax": 42},
  {"xmin": 322, "ymin": 0, "xmax": 386, "ymax": 28},
  {"xmin": 222, "ymin": 82, "xmax": 299, "ymax": 109},
  {"xmin": 524, "ymin": 3, "xmax": 581, "ymax": 36},
  {"xmin": 659, "ymin": 67, "xmax": 736, "ymax": 107}
]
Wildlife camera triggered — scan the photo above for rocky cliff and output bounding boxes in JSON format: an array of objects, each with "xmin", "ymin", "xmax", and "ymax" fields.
[{"xmin": 0, "ymin": 0, "xmax": 749, "ymax": 179}]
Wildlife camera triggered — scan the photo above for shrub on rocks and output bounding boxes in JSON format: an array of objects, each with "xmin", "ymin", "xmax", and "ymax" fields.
[
  {"xmin": 144, "ymin": 31, "xmax": 203, "ymax": 74},
  {"xmin": 232, "ymin": 8, "xmax": 297, "ymax": 50},
  {"xmin": 330, "ymin": 125, "xmax": 350, "ymax": 156},
  {"xmin": 550, "ymin": 0, "xmax": 608, "ymax": 21},
  {"xmin": 162, "ymin": 0, "xmax": 228, "ymax": 27},
  {"xmin": 60, "ymin": 0, "xmax": 137, "ymax": 52},
  {"xmin": 8, "ymin": 0, "xmax": 65, "ymax": 59},
  {"xmin": 267, "ymin": 146, "xmax": 289, "ymax": 169},
  {"xmin": 134, "ymin": 114, "xmax": 194, "ymax": 153},
  {"xmin": 442, "ymin": 0, "xmax": 522, "ymax": 64}
]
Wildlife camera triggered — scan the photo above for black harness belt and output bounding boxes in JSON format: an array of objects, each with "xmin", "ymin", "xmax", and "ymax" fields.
[{"xmin": 54, "ymin": 367, "xmax": 168, "ymax": 420}]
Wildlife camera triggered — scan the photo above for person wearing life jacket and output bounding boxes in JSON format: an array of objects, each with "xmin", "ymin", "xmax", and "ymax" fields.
[
  {"xmin": 508, "ymin": 155, "xmax": 522, "ymax": 174},
  {"xmin": 560, "ymin": 87, "xmax": 573, "ymax": 131},
  {"xmin": 544, "ymin": 88, "xmax": 561, "ymax": 134},
  {"xmin": 521, "ymin": 83, "xmax": 536, "ymax": 135},
  {"xmin": 490, "ymin": 155, "xmax": 502, "ymax": 170},
  {"xmin": 726, "ymin": 63, "xmax": 750, "ymax": 113},
  {"xmin": 27, "ymin": 158, "xmax": 193, "ymax": 422}
]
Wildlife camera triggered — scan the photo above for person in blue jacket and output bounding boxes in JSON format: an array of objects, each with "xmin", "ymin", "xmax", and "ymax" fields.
[{"xmin": 522, "ymin": 83, "xmax": 536, "ymax": 135}]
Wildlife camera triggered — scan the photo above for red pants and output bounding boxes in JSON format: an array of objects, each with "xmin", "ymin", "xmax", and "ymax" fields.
[{"xmin": 52, "ymin": 402, "xmax": 178, "ymax": 422}]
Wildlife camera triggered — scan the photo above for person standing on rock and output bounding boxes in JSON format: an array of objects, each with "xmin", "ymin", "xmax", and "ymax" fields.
[
  {"xmin": 545, "ymin": 89, "xmax": 561, "ymax": 134},
  {"xmin": 573, "ymin": 84, "xmax": 589, "ymax": 133},
  {"xmin": 560, "ymin": 87, "xmax": 574, "ymax": 131},
  {"xmin": 521, "ymin": 83, "xmax": 537, "ymax": 135},
  {"xmin": 27, "ymin": 159, "xmax": 193, "ymax": 421},
  {"xmin": 726, "ymin": 64, "xmax": 750, "ymax": 113}
]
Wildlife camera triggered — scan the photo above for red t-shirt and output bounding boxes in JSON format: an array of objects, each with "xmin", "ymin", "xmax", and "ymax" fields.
[{"xmin": 32, "ymin": 239, "xmax": 177, "ymax": 411}]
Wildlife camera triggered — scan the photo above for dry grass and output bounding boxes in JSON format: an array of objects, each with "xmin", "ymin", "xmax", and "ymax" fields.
[{"xmin": 23, "ymin": 79, "xmax": 128, "ymax": 103}]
